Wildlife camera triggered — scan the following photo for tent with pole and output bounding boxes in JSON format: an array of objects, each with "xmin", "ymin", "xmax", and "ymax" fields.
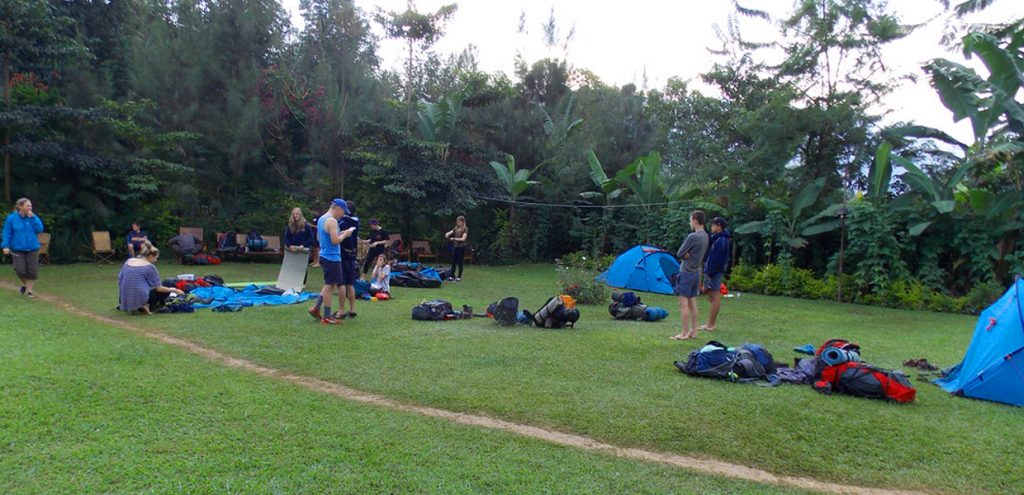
[
  {"xmin": 934, "ymin": 278, "xmax": 1024, "ymax": 407},
  {"xmin": 597, "ymin": 245, "xmax": 680, "ymax": 295}
]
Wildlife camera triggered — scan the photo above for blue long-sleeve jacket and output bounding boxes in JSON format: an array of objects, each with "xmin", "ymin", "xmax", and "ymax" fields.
[
  {"xmin": 283, "ymin": 222, "xmax": 315, "ymax": 248},
  {"xmin": 2, "ymin": 212, "xmax": 44, "ymax": 251},
  {"xmin": 703, "ymin": 230, "xmax": 731, "ymax": 277}
]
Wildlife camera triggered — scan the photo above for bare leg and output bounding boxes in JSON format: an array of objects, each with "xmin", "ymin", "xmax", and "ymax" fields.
[
  {"xmin": 346, "ymin": 285, "xmax": 356, "ymax": 314},
  {"xmin": 24, "ymin": 278, "xmax": 35, "ymax": 294},
  {"xmin": 687, "ymin": 298, "xmax": 699, "ymax": 338},
  {"xmin": 672, "ymin": 297, "xmax": 690, "ymax": 339},
  {"xmin": 705, "ymin": 292, "xmax": 721, "ymax": 329},
  {"xmin": 128, "ymin": 244, "xmax": 136, "ymax": 257},
  {"xmin": 336, "ymin": 285, "xmax": 347, "ymax": 316}
]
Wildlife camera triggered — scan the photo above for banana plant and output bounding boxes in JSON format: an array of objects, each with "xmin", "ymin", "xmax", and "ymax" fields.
[
  {"xmin": 580, "ymin": 151, "xmax": 624, "ymax": 253},
  {"xmin": 489, "ymin": 154, "xmax": 539, "ymax": 219},
  {"xmin": 417, "ymin": 90, "xmax": 465, "ymax": 161},
  {"xmin": 735, "ymin": 177, "xmax": 841, "ymax": 253},
  {"xmin": 540, "ymin": 95, "xmax": 583, "ymax": 148},
  {"xmin": 614, "ymin": 151, "xmax": 666, "ymax": 210}
]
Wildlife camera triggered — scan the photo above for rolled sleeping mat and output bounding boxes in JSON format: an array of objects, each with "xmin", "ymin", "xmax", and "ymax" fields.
[
  {"xmin": 533, "ymin": 296, "xmax": 562, "ymax": 326},
  {"xmin": 821, "ymin": 347, "xmax": 860, "ymax": 366},
  {"xmin": 644, "ymin": 306, "xmax": 668, "ymax": 321}
]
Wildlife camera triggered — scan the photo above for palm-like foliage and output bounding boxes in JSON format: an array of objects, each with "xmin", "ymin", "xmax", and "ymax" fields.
[
  {"xmin": 489, "ymin": 155, "xmax": 539, "ymax": 202},
  {"xmin": 417, "ymin": 90, "xmax": 465, "ymax": 161},
  {"xmin": 613, "ymin": 151, "xmax": 666, "ymax": 210},
  {"xmin": 735, "ymin": 178, "xmax": 840, "ymax": 251}
]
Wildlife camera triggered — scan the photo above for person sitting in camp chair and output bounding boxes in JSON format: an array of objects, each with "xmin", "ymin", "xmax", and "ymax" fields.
[{"xmin": 126, "ymin": 222, "xmax": 149, "ymax": 258}]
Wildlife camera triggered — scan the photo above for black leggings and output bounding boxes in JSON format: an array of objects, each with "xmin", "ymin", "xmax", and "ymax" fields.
[
  {"xmin": 451, "ymin": 246, "xmax": 465, "ymax": 278},
  {"xmin": 147, "ymin": 288, "xmax": 170, "ymax": 311}
]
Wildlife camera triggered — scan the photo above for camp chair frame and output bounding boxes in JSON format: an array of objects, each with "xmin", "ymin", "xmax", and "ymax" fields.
[
  {"xmin": 411, "ymin": 240, "xmax": 437, "ymax": 263},
  {"xmin": 37, "ymin": 233, "xmax": 51, "ymax": 264},
  {"xmin": 91, "ymin": 231, "xmax": 116, "ymax": 264}
]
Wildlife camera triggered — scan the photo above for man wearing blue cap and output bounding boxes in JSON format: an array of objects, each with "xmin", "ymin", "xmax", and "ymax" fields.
[{"xmin": 308, "ymin": 199, "xmax": 356, "ymax": 325}]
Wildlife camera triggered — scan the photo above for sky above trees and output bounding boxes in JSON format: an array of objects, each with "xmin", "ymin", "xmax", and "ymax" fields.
[{"xmin": 280, "ymin": 0, "xmax": 1022, "ymax": 142}]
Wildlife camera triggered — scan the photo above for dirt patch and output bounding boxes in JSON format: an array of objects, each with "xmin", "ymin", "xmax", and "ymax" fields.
[{"xmin": 2, "ymin": 281, "xmax": 931, "ymax": 495}]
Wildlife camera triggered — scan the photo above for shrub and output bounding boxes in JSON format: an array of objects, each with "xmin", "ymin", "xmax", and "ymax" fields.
[
  {"xmin": 555, "ymin": 251, "xmax": 613, "ymax": 304},
  {"xmin": 726, "ymin": 263, "xmax": 986, "ymax": 314}
]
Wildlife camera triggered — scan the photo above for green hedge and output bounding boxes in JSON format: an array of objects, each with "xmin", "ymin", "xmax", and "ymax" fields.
[{"xmin": 727, "ymin": 264, "xmax": 1003, "ymax": 315}]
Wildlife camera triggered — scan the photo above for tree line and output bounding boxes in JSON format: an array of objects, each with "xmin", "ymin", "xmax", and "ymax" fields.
[{"xmin": 2, "ymin": 0, "xmax": 1021, "ymax": 306}]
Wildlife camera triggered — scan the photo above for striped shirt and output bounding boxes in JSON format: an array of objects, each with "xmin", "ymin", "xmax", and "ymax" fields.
[{"xmin": 118, "ymin": 261, "xmax": 161, "ymax": 311}]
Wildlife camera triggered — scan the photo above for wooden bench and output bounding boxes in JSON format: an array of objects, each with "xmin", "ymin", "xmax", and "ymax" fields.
[{"xmin": 411, "ymin": 240, "xmax": 437, "ymax": 263}]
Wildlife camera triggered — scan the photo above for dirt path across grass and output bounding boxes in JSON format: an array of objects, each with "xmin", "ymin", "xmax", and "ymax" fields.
[{"xmin": 4, "ymin": 282, "xmax": 932, "ymax": 495}]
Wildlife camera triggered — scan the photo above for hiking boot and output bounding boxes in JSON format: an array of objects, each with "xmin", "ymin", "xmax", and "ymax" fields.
[
  {"xmin": 320, "ymin": 316, "xmax": 342, "ymax": 325},
  {"xmin": 308, "ymin": 306, "xmax": 322, "ymax": 320}
]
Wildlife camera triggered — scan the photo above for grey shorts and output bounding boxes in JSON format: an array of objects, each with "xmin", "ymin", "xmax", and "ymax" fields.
[
  {"xmin": 11, "ymin": 250, "xmax": 39, "ymax": 280},
  {"xmin": 704, "ymin": 272, "xmax": 724, "ymax": 294},
  {"xmin": 674, "ymin": 271, "xmax": 701, "ymax": 298}
]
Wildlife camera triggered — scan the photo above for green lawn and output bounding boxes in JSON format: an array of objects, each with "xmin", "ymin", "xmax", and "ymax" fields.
[
  {"xmin": 6, "ymin": 261, "xmax": 1023, "ymax": 494},
  {"xmin": 0, "ymin": 289, "xmax": 813, "ymax": 494}
]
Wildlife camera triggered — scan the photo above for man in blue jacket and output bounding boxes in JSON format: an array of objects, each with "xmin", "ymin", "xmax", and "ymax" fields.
[
  {"xmin": 700, "ymin": 217, "xmax": 731, "ymax": 331},
  {"xmin": 2, "ymin": 198, "xmax": 45, "ymax": 297}
]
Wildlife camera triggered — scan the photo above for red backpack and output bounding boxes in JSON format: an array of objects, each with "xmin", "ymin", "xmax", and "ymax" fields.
[{"xmin": 813, "ymin": 338, "xmax": 916, "ymax": 403}]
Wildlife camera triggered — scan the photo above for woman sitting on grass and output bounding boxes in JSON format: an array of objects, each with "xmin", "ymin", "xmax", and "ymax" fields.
[
  {"xmin": 118, "ymin": 241, "xmax": 184, "ymax": 314},
  {"xmin": 370, "ymin": 253, "xmax": 391, "ymax": 294}
]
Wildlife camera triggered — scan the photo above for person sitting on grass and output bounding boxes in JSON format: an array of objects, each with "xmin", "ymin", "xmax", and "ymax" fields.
[
  {"xmin": 370, "ymin": 253, "xmax": 391, "ymax": 294},
  {"xmin": 126, "ymin": 222, "xmax": 149, "ymax": 258},
  {"xmin": 118, "ymin": 241, "xmax": 184, "ymax": 314}
]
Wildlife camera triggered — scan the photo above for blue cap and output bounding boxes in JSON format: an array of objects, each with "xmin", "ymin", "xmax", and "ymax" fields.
[{"xmin": 331, "ymin": 198, "xmax": 351, "ymax": 215}]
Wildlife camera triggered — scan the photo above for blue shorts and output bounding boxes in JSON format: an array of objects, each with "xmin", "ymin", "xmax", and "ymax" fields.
[
  {"xmin": 674, "ymin": 271, "xmax": 701, "ymax": 298},
  {"xmin": 321, "ymin": 259, "xmax": 344, "ymax": 286},
  {"xmin": 341, "ymin": 259, "xmax": 358, "ymax": 286},
  {"xmin": 704, "ymin": 272, "xmax": 724, "ymax": 294}
]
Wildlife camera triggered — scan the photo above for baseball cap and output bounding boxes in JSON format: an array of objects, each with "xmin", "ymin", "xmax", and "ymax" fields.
[
  {"xmin": 331, "ymin": 198, "xmax": 352, "ymax": 215},
  {"xmin": 368, "ymin": 218, "xmax": 379, "ymax": 225},
  {"xmin": 711, "ymin": 217, "xmax": 728, "ymax": 228}
]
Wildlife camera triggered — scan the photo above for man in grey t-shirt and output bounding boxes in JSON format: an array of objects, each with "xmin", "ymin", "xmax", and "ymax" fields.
[{"xmin": 671, "ymin": 210, "xmax": 709, "ymax": 340}]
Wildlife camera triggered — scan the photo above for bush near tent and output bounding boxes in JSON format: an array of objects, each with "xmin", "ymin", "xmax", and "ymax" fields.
[
  {"xmin": 935, "ymin": 279, "xmax": 1024, "ymax": 407},
  {"xmin": 597, "ymin": 245, "xmax": 680, "ymax": 296}
]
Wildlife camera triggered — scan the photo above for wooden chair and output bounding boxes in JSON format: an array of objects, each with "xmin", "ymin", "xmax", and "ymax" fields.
[
  {"xmin": 388, "ymin": 233, "xmax": 410, "ymax": 260},
  {"xmin": 37, "ymin": 233, "xmax": 51, "ymax": 264},
  {"xmin": 464, "ymin": 246, "xmax": 477, "ymax": 264},
  {"xmin": 91, "ymin": 231, "xmax": 116, "ymax": 263},
  {"xmin": 239, "ymin": 235, "xmax": 282, "ymax": 261},
  {"xmin": 411, "ymin": 240, "xmax": 437, "ymax": 263}
]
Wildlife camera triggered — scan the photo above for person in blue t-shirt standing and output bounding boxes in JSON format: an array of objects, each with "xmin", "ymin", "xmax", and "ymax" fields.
[
  {"xmin": 307, "ymin": 199, "xmax": 356, "ymax": 325},
  {"xmin": 2, "ymin": 198, "xmax": 45, "ymax": 297},
  {"xmin": 700, "ymin": 217, "xmax": 732, "ymax": 332},
  {"xmin": 336, "ymin": 199, "xmax": 360, "ymax": 318}
]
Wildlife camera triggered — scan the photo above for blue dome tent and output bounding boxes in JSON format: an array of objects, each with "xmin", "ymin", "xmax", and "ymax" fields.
[
  {"xmin": 935, "ymin": 278, "xmax": 1024, "ymax": 406},
  {"xmin": 597, "ymin": 245, "xmax": 680, "ymax": 295}
]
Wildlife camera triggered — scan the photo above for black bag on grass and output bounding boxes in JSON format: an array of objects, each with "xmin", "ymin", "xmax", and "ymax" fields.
[
  {"xmin": 412, "ymin": 300, "xmax": 453, "ymax": 321},
  {"xmin": 493, "ymin": 297, "xmax": 519, "ymax": 326}
]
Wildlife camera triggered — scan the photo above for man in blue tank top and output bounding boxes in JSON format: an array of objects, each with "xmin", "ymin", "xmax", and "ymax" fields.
[{"xmin": 308, "ymin": 199, "xmax": 356, "ymax": 325}]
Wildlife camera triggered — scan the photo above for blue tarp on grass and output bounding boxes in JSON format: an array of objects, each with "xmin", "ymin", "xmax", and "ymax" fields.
[{"xmin": 189, "ymin": 285, "xmax": 318, "ymax": 310}]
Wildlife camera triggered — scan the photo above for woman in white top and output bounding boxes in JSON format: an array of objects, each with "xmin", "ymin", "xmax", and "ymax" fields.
[{"xmin": 370, "ymin": 253, "xmax": 391, "ymax": 294}]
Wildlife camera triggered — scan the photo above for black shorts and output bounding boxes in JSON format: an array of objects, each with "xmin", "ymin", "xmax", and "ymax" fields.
[
  {"xmin": 321, "ymin": 259, "xmax": 344, "ymax": 286},
  {"xmin": 340, "ymin": 259, "xmax": 358, "ymax": 286}
]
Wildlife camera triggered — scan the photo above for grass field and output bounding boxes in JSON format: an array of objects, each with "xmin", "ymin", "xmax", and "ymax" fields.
[{"xmin": 4, "ymin": 261, "xmax": 1022, "ymax": 494}]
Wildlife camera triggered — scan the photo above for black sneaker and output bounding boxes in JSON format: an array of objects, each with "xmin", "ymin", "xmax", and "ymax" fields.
[
  {"xmin": 19, "ymin": 286, "xmax": 26, "ymax": 295},
  {"xmin": 26, "ymin": 291, "xmax": 35, "ymax": 298}
]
